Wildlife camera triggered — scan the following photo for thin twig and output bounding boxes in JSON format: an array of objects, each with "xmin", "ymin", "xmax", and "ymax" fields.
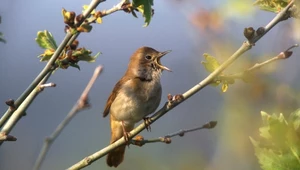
[
  {"xmin": 131, "ymin": 121, "xmax": 217, "ymax": 146},
  {"xmin": 0, "ymin": 0, "xmax": 105, "ymax": 129},
  {"xmin": 223, "ymin": 44, "xmax": 299, "ymax": 80},
  {"xmin": 33, "ymin": 66, "xmax": 103, "ymax": 170},
  {"xmin": 67, "ymin": 1, "xmax": 295, "ymax": 169}
]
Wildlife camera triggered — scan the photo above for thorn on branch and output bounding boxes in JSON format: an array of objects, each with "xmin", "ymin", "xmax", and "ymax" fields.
[
  {"xmin": 78, "ymin": 96, "xmax": 90, "ymax": 110},
  {"xmin": 0, "ymin": 133, "xmax": 17, "ymax": 141},
  {"xmin": 39, "ymin": 82, "xmax": 56, "ymax": 91},
  {"xmin": 5, "ymin": 99, "xmax": 16, "ymax": 111}
]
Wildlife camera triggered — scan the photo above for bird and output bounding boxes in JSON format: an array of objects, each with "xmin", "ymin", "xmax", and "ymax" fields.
[{"xmin": 103, "ymin": 46, "xmax": 171, "ymax": 167}]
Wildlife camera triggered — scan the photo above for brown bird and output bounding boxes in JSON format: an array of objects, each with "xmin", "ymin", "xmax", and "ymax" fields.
[{"xmin": 103, "ymin": 46, "xmax": 171, "ymax": 167}]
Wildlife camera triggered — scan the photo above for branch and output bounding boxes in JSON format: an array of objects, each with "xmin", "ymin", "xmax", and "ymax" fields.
[
  {"xmin": 131, "ymin": 121, "xmax": 217, "ymax": 146},
  {"xmin": 220, "ymin": 44, "xmax": 299, "ymax": 80},
  {"xmin": 67, "ymin": 1, "xmax": 296, "ymax": 169},
  {"xmin": 33, "ymin": 66, "xmax": 103, "ymax": 170},
  {"xmin": 0, "ymin": 0, "xmax": 105, "ymax": 129},
  {"xmin": 0, "ymin": 72, "xmax": 53, "ymax": 145}
]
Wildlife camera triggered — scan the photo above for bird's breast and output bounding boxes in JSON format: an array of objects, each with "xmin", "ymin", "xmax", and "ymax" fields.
[{"xmin": 110, "ymin": 79, "xmax": 162, "ymax": 124}]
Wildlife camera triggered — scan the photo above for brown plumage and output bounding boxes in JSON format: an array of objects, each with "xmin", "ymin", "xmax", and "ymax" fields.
[{"xmin": 103, "ymin": 47, "xmax": 171, "ymax": 167}]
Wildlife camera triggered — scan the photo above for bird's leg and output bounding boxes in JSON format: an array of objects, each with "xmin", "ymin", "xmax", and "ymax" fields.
[
  {"xmin": 143, "ymin": 117, "xmax": 152, "ymax": 132},
  {"xmin": 121, "ymin": 121, "xmax": 130, "ymax": 146}
]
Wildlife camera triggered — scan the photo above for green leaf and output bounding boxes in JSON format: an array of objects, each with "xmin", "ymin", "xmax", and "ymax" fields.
[
  {"xmin": 201, "ymin": 53, "xmax": 221, "ymax": 73},
  {"xmin": 253, "ymin": 0, "xmax": 290, "ymax": 13},
  {"xmin": 221, "ymin": 83, "xmax": 228, "ymax": 92},
  {"xmin": 261, "ymin": 111, "xmax": 271, "ymax": 125},
  {"xmin": 251, "ymin": 109, "xmax": 300, "ymax": 170},
  {"xmin": 73, "ymin": 48, "xmax": 100, "ymax": 62},
  {"xmin": 132, "ymin": 0, "xmax": 153, "ymax": 27},
  {"xmin": 288, "ymin": 109, "xmax": 300, "ymax": 130},
  {"xmin": 35, "ymin": 30, "xmax": 57, "ymax": 50},
  {"xmin": 38, "ymin": 49, "xmax": 55, "ymax": 61},
  {"xmin": 69, "ymin": 63, "xmax": 81, "ymax": 70}
]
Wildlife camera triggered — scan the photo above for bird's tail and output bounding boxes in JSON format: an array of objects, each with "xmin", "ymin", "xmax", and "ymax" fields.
[{"xmin": 107, "ymin": 116, "xmax": 133, "ymax": 167}]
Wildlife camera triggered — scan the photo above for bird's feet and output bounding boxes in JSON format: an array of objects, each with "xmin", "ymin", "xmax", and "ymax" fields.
[
  {"xmin": 143, "ymin": 117, "xmax": 152, "ymax": 132},
  {"xmin": 121, "ymin": 121, "xmax": 130, "ymax": 147}
]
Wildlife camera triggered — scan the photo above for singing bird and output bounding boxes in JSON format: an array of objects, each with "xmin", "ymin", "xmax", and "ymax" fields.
[{"xmin": 103, "ymin": 46, "xmax": 171, "ymax": 167}]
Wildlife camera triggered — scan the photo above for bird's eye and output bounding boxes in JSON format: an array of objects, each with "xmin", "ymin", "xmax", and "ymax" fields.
[{"xmin": 145, "ymin": 55, "xmax": 152, "ymax": 60}]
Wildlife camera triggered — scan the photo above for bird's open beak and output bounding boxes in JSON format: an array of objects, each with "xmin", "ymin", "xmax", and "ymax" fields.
[{"xmin": 155, "ymin": 50, "xmax": 172, "ymax": 72}]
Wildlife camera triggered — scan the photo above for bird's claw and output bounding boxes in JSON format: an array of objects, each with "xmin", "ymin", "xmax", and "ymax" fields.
[
  {"xmin": 121, "ymin": 121, "xmax": 131, "ymax": 147},
  {"xmin": 143, "ymin": 117, "xmax": 152, "ymax": 132}
]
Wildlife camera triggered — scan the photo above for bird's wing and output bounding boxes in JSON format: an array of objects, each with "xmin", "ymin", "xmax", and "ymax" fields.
[{"xmin": 103, "ymin": 76, "xmax": 130, "ymax": 117}]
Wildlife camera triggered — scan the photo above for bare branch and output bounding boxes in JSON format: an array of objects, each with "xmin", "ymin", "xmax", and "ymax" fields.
[
  {"xmin": 224, "ymin": 44, "xmax": 299, "ymax": 80},
  {"xmin": 33, "ymin": 66, "xmax": 103, "ymax": 170},
  {"xmin": 67, "ymin": 2, "xmax": 296, "ymax": 169},
  {"xmin": 131, "ymin": 121, "xmax": 217, "ymax": 146},
  {"xmin": 101, "ymin": 0, "xmax": 128, "ymax": 17}
]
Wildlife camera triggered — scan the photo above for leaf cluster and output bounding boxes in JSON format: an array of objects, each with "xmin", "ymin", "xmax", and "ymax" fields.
[
  {"xmin": 132, "ymin": 0, "xmax": 154, "ymax": 27},
  {"xmin": 254, "ymin": 0, "xmax": 299, "ymax": 18},
  {"xmin": 62, "ymin": 7, "xmax": 102, "ymax": 33},
  {"xmin": 250, "ymin": 109, "xmax": 300, "ymax": 170},
  {"xmin": 254, "ymin": 0, "xmax": 291, "ymax": 13},
  {"xmin": 36, "ymin": 30, "xmax": 99, "ymax": 70},
  {"xmin": 201, "ymin": 53, "xmax": 236, "ymax": 92}
]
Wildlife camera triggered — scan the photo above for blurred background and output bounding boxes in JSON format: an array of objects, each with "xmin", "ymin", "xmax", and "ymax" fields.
[{"xmin": 0, "ymin": 0, "xmax": 300, "ymax": 169}]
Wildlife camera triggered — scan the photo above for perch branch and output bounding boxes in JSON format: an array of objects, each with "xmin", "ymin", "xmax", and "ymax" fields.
[
  {"xmin": 67, "ymin": 1, "xmax": 295, "ymax": 169},
  {"xmin": 33, "ymin": 66, "xmax": 103, "ymax": 170}
]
